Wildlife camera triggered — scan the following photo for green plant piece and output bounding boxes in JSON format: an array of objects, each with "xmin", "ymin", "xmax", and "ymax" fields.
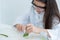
[
  {"xmin": 41, "ymin": 36, "xmax": 48, "ymax": 40},
  {"xmin": 0, "ymin": 34, "xmax": 8, "ymax": 37},
  {"xmin": 23, "ymin": 32, "xmax": 29, "ymax": 37}
]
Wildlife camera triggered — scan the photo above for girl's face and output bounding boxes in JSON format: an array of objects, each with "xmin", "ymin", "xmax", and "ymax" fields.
[{"xmin": 33, "ymin": 0, "xmax": 46, "ymax": 13}]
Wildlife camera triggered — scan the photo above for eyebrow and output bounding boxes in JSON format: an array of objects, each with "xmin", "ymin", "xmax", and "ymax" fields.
[{"xmin": 36, "ymin": 0, "xmax": 47, "ymax": 3}]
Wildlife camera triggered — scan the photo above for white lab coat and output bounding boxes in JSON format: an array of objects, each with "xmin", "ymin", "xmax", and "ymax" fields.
[{"xmin": 14, "ymin": 5, "xmax": 60, "ymax": 40}]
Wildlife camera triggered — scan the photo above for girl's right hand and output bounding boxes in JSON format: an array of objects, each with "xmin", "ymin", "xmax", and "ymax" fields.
[{"xmin": 15, "ymin": 24, "xmax": 26, "ymax": 32}]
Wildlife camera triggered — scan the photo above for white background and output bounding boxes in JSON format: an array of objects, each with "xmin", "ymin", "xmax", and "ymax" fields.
[{"xmin": 0, "ymin": 0, "xmax": 60, "ymax": 25}]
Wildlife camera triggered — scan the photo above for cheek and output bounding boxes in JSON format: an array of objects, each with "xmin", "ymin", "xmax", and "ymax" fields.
[
  {"xmin": 36, "ymin": 8, "xmax": 44, "ymax": 12},
  {"xmin": 40, "ymin": 8, "xmax": 44, "ymax": 11}
]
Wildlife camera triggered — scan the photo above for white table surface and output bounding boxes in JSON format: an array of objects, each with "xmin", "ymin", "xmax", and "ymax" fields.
[
  {"xmin": 0, "ymin": 24, "xmax": 46, "ymax": 40},
  {"xmin": 0, "ymin": 24, "xmax": 20, "ymax": 40},
  {"xmin": 0, "ymin": 24, "xmax": 60, "ymax": 40}
]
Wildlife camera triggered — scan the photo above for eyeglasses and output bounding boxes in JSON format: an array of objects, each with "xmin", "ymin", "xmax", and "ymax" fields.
[{"xmin": 32, "ymin": 1, "xmax": 46, "ymax": 9}]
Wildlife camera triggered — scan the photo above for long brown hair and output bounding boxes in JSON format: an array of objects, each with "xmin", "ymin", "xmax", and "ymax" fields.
[{"xmin": 32, "ymin": 0, "xmax": 60, "ymax": 29}]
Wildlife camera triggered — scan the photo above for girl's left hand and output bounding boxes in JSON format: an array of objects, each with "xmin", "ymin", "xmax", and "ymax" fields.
[
  {"xmin": 25, "ymin": 24, "xmax": 41, "ymax": 34},
  {"xmin": 25, "ymin": 24, "xmax": 51, "ymax": 37}
]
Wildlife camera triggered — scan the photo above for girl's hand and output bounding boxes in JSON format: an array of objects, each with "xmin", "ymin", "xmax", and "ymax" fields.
[
  {"xmin": 25, "ymin": 24, "xmax": 33, "ymax": 33},
  {"xmin": 26, "ymin": 24, "xmax": 41, "ymax": 34},
  {"xmin": 26, "ymin": 24, "xmax": 51, "ymax": 37},
  {"xmin": 15, "ymin": 24, "xmax": 26, "ymax": 32}
]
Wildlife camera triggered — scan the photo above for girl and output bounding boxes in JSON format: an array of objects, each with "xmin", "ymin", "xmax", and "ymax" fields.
[{"xmin": 14, "ymin": 0, "xmax": 60, "ymax": 40}]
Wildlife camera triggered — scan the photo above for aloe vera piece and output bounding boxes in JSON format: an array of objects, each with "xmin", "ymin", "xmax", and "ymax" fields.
[
  {"xmin": 23, "ymin": 32, "xmax": 29, "ymax": 37},
  {"xmin": 0, "ymin": 34, "xmax": 8, "ymax": 37},
  {"xmin": 41, "ymin": 36, "xmax": 48, "ymax": 40},
  {"xmin": 41, "ymin": 37, "xmax": 45, "ymax": 40}
]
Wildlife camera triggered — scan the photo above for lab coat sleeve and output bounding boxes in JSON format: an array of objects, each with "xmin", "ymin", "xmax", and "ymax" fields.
[
  {"xmin": 47, "ymin": 23, "xmax": 60, "ymax": 40},
  {"xmin": 13, "ymin": 14, "xmax": 30, "ymax": 25},
  {"xmin": 47, "ymin": 16, "xmax": 60, "ymax": 40}
]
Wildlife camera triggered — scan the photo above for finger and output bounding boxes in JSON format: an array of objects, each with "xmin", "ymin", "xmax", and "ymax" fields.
[
  {"xmin": 26, "ymin": 24, "xmax": 31, "ymax": 27},
  {"xmin": 27, "ymin": 27, "xmax": 32, "ymax": 31},
  {"xmin": 26, "ymin": 27, "xmax": 33, "ymax": 31},
  {"xmin": 20, "ymin": 26, "xmax": 23, "ymax": 31},
  {"xmin": 25, "ymin": 25, "xmax": 31, "ymax": 30},
  {"xmin": 26, "ymin": 26, "xmax": 32, "ymax": 30},
  {"xmin": 21, "ymin": 25, "xmax": 25, "ymax": 31},
  {"xmin": 26, "ymin": 29, "xmax": 33, "ymax": 33},
  {"xmin": 17, "ymin": 26, "xmax": 22, "ymax": 31}
]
